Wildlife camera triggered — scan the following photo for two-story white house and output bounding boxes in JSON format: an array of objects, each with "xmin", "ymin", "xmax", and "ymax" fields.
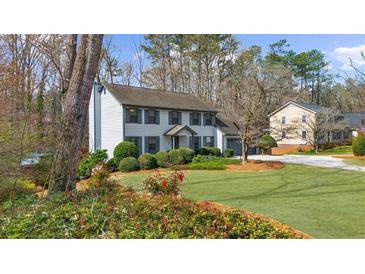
[{"xmin": 89, "ymin": 83, "xmax": 223, "ymax": 158}]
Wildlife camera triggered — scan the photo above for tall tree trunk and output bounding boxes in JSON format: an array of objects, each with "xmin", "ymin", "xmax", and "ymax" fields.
[
  {"xmin": 62, "ymin": 34, "xmax": 78, "ymax": 95},
  {"xmin": 49, "ymin": 34, "xmax": 103, "ymax": 193},
  {"xmin": 240, "ymin": 136, "xmax": 249, "ymax": 164}
]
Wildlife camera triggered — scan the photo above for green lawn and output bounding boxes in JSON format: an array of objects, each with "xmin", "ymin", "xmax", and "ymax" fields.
[
  {"xmin": 119, "ymin": 165, "xmax": 365, "ymax": 239},
  {"xmin": 343, "ymin": 158, "xmax": 365, "ymax": 166},
  {"xmin": 289, "ymin": 145, "xmax": 353, "ymax": 155}
]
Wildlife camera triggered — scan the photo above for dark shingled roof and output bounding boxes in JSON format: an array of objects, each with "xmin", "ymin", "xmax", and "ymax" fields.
[
  {"xmin": 216, "ymin": 113, "xmax": 239, "ymax": 135},
  {"xmin": 104, "ymin": 84, "xmax": 217, "ymax": 112},
  {"xmin": 292, "ymin": 101, "xmax": 331, "ymax": 113},
  {"xmin": 342, "ymin": 112, "xmax": 365, "ymax": 129}
]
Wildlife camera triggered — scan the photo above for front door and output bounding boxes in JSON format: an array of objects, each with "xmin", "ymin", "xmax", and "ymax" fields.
[{"xmin": 172, "ymin": 136, "xmax": 180, "ymax": 149}]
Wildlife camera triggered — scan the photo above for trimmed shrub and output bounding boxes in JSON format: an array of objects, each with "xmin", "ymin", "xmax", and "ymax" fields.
[
  {"xmin": 352, "ymin": 133, "xmax": 365, "ymax": 156},
  {"xmin": 78, "ymin": 150, "xmax": 108, "ymax": 178},
  {"xmin": 168, "ymin": 149, "xmax": 185, "ymax": 165},
  {"xmin": 106, "ymin": 158, "xmax": 117, "ymax": 172},
  {"xmin": 198, "ymin": 146, "xmax": 221, "ymax": 156},
  {"xmin": 258, "ymin": 134, "xmax": 277, "ymax": 154},
  {"xmin": 118, "ymin": 157, "xmax": 139, "ymax": 172},
  {"xmin": 138, "ymin": 153, "xmax": 157, "ymax": 170},
  {"xmin": 155, "ymin": 151, "xmax": 170, "ymax": 167},
  {"xmin": 113, "ymin": 141, "xmax": 139, "ymax": 166},
  {"xmin": 224, "ymin": 149, "xmax": 234, "ymax": 158},
  {"xmin": 179, "ymin": 147, "xmax": 195, "ymax": 163}
]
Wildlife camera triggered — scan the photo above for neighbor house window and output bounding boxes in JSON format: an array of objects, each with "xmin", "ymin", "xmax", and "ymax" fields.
[
  {"xmin": 125, "ymin": 136, "xmax": 142, "ymax": 155},
  {"xmin": 168, "ymin": 111, "xmax": 182, "ymax": 125},
  {"xmin": 190, "ymin": 136, "xmax": 201, "ymax": 151},
  {"xmin": 190, "ymin": 112, "xmax": 201, "ymax": 126},
  {"xmin": 145, "ymin": 136, "xmax": 160, "ymax": 154},
  {"xmin": 302, "ymin": 115, "xmax": 307, "ymax": 123},
  {"xmin": 332, "ymin": 131, "xmax": 342, "ymax": 140},
  {"xmin": 342, "ymin": 131, "xmax": 350, "ymax": 140},
  {"xmin": 282, "ymin": 131, "xmax": 286, "ymax": 139},
  {"xmin": 125, "ymin": 107, "xmax": 141, "ymax": 123},
  {"xmin": 203, "ymin": 136, "xmax": 214, "ymax": 147},
  {"xmin": 145, "ymin": 109, "xmax": 159, "ymax": 124},
  {"xmin": 302, "ymin": 131, "xmax": 307, "ymax": 139},
  {"xmin": 203, "ymin": 113, "xmax": 215, "ymax": 126},
  {"xmin": 281, "ymin": 116, "xmax": 286, "ymax": 124}
]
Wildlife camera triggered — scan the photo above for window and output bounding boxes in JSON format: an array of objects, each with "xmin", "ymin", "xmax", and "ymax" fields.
[
  {"xmin": 190, "ymin": 136, "xmax": 201, "ymax": 151},
  {"xmin": 125, "ymin": 107, "xmax": 141, "ymax": 123},
  {"xmin": 203, "ymin": 136, "xmax": 214, "ymax": 147},
  {"xmin": 190, "ymin": 112, "xmax": 201, "ymax": 126},
  {"xmin": 145, "ymin": 109, "xmax": 159, "ymax": 124},
  {"xmin": 281, "ymin": 116, "xmax": 286, "ymax": 124},
  {"xmin": 282, "ymin": 131, "xmax": 286, "ymax": 139},
  {"xmin": 203, "ymin": 113, "xmax": 215, "ymax": 126},
  {"xmin": 302, "ymin": 130, "xmax": 307, "ymax": 139},
  {"xmin": 125, "ymin": 136, "xmax": 142, "ymax": 154},
  {"xmin": 145, "ymin": 136, "xmax": 160, "ymax": 154},
  {"xmin": 168, "ymin": 111, "xmax": 182, "ymax": 125},
  {"xmin": 343, "ymin": 131, "xmax": 350, "ymax": 140},
  {"xmin": 302, "ymin": 115, "xmax": 307, "ymax": 123},
  {"xmin": 332, "ymin": 131, "xmax": 342, "ymax": 140}
]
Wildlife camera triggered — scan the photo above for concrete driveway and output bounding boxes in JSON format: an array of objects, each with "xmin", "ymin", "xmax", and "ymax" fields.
[{"xmin": 247, "ymin": 154, "xmax": 365, "ymax": 172}]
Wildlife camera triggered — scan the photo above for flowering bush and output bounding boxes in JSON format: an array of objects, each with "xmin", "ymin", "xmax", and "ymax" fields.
[{"xmin": 142, "ymin": 170, "xmax": 185, "ymax": 195}]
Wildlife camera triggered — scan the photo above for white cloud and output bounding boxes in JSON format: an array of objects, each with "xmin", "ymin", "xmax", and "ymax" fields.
[{"xmin": 332, "ymin": 44, "xmax": 365, "ymax": 70}]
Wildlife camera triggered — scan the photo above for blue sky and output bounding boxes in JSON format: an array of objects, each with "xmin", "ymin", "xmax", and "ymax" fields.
[{"xmin": 110, "ymin": 34, "xmax": 365, "ymax": 77}]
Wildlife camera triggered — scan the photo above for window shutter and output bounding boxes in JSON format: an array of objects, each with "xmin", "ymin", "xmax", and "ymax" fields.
[
  {"xmin": 178, "ymin": 112, "xmax": 182, "ymax": 125},
  {"xmin": 138, "ymin": 109, "xmax": 142, "ymax": 124},
  {"xmin": 189, "ymin": 136, "xmax": 192, "ymax": 148},
  {"xmin": 198, "ymin": 113, "xmax": 201, "ymax": 125},
  {"xmin": 212, "ymin": 114, "xmax": 216, "ymax": 126},
  {"xmin": 189, "ymin": 113, "xmax": 192, "ymax": 125},
  {"xmin": 203, "ymin": 113, "xmax": 206, "ymax": 126},
  {"xmin": 211, "ymin": 136, "xmax": 215, "ymax": 147},
  {"xmin": 144, "ymin": 137, "xmax": 148, "ymax": 153},
  {"xmin": 156, "ymin": 136, "xmax": 160, "ymax": 152},
  {"xmin": 137, "ymin": 137, "xmax": 142, "ymax": 155},
  {"xmin": 125, "ymin": 108, "xmax": 129, "ymax": 123},
  {"xmin": 203, "ymin": 136, "xmax": 206, "ymax": 146},
  {"xmin": 144, "ymin": 109, "xmax": 148, "ymax": 124},
  {"xmin": 156, "ymin": 110, "xmax": 160, "ymax": 124},
  {"xmin": 168, "ymin": 111, "xmax": 172, "ymax": 125},
  {"xmin": 198, "ymin": 136, "xmax": 202, "ymax": 148}
]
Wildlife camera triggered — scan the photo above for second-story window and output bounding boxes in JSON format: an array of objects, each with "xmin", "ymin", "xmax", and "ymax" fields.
[
  {"xmin": 145, "ymin": 109, "xmax": 159, "ymax": 124},
  {"xmin": 125, "ymin": 107, "xmax": 141, "ymax": 123},
  {"xmin": 169, "ymin": 111, "xmax": 182, "ymax": 125},
  {"xmin": 302, "ymin": 131, "xmax": 307, "ymax": 139},
  {"xmin": 302, "ymin": 115, "xmax": 307, "ymax": 123},
  {"xmin": 190, "ymin": 112, "xmax": 201, "ymax": 126},
  {"xmin": 281, "ymin": 116, "xmax": 286, "ymax": 124},
  {"xmin": 282, "ymin": 131, "xmax": 286, "ymax": 139},
  {"xmin": 203, "ymin": 113, "xmax": 215, "ymax": 126}
]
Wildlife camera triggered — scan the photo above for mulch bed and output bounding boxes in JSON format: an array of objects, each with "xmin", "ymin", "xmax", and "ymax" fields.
[
  {"xmin": 197, "ymin": 200, "xmax": 312, "ymax": 239},
  {"xmin": 226, "ymin": 160, "xmax": 285, "ymax": 171}
]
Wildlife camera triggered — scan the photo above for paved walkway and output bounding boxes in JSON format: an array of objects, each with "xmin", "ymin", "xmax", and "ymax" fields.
[{"xmin": 247, "ymin": 154, "xmax": 365, "ymax": 172}]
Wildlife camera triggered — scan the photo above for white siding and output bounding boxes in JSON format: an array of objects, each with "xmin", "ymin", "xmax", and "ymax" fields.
[
  {"xmin": 100, "ymin": 90, "xmax": 123, "ymax": 158},
  {"xmin": 88, "ymin": 88, "xmax": 95, "ymax": 152},
  {"xmin": 124, "ymin": 108, "xmax": 217, "ymax": 153},
  {"xmin": 217, "ymin": 127, "xmax": 224, "ymax": 152}
]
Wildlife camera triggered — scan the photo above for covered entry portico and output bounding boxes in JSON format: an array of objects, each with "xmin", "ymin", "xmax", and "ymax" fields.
[{"xmin": 164, "ymin": 125, "xmax": 197, "ymax": 150}]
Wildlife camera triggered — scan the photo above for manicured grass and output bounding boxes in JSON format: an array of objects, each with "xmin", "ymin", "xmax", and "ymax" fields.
[
  {"xmin": 343, "ymin": 158, "xmax": 365, "ymax": 166},
  {"xmin": 289, "ymin": 146, "xmax": 353, "ymax": 155},
  {"xmin": 120, "ymin": 165, "xmax": 365, "ymax": 239}
]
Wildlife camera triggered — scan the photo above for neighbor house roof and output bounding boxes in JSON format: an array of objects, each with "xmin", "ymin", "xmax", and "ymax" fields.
[
  {"xmin": 215, "ymin": 113, "xmax": 239, "ymax": 135},
  {"xmin": 104, "ymin": 83, "xmax": 217, "ymax": 112},
  {"xmin": 342, "ymin": 112, "xmax": 365, "ymax": 129},
  {"xmin": 268, "ymin": 101, "xmax": 331, "ymax": 117}
]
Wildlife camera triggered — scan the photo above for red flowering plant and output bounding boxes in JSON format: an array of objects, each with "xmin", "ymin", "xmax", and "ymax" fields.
[{"xmin": 142, "ymin": 170, "xmax": 185, "ymax": 196}]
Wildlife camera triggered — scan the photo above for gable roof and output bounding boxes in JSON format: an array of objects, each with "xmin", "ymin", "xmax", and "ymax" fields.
[
  {"xmin": 164, "ymin": 125, "xmax": 197, "ymax": 136},
  {"xmin": 216, "ymin": 113, "xmax": 239, "ymax": 135},
  {"xmin": 104, "ymin": 83, "xmax": 217, "ymax": 112},
  {"xmin": 268, "ymin": 101, "xmax": 330, "ymax": 116},
  {"xmin": 342, "ymin": 112, "xmax": 365, "ymax": 129}
]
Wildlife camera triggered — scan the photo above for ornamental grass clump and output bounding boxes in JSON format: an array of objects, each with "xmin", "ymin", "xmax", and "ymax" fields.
[{"xmin": 142, "ymin": 170, "xmax": 185, "ymax": 195}]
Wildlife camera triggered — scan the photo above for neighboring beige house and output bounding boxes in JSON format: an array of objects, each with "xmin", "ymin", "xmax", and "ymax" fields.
[{"xmin": 269, "ymin": 101, "xmax": 365, "ymax": 153}]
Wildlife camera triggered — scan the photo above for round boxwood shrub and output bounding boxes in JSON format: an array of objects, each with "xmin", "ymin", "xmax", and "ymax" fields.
[
  {"xmin": 155, "ymin": 151, "xmax": 170, "ymax": 167},
  {"xmin": 118, "ymin": 157, "xmax": 139, "ymax": 172},
  {"xmin": 138, "ymin": 153, "xmax": 157, "ymax": 170},
  {"xmin": 352, "ymin": 133, "xmax": 365, "ymax": 156},
  {"xmin": 224, "ymin": 148, "xmax": 234, "ymax": 158},
  {"xmin": 198, "ymin": 146, "xmax": 221, "ymax": 156},
  {"xmin": 258, "ymin": 134, "xmax": 277, "ymax": 154},
  {"xmin": 179, "ymin": 147, "xmax": 195, "ymax": 163},
  {"xmin": 113, "ymin": 141, "xmax": 139, "ymax": 166},
  {"xmin": 106, "ymin": 158, "xmax": 117, "ymax": 172},
  {"xmin": 168, "ymin": 149, "xmax": 185, "ymax": 165}
]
